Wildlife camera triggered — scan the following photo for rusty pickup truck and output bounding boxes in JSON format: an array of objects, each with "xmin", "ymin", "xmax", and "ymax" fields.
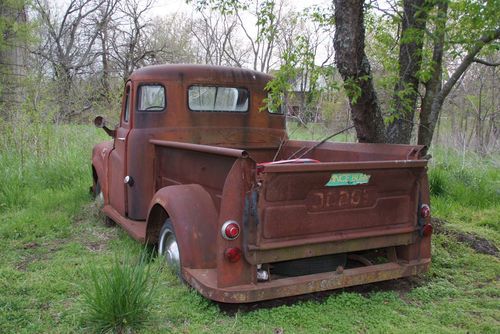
[{"xmin": 91, "ymin": 64, "xmax": 432, "ymax": 303}]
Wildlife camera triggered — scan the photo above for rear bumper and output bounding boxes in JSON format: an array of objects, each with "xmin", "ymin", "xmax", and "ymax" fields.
[{"xmin": 184, "ymin": 259, "xmax": 430, "ymax": 303}]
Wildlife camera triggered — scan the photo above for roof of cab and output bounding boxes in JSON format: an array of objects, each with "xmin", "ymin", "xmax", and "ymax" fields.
[{"xmin": 128, "ymin": 64, "xmax": 273, "ymax": 84}]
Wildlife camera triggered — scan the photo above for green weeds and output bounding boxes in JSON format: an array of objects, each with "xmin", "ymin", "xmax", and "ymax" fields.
[
  {"xmin": 0, "ymin": 124, "xmax": 498, "ymax": 333},
  {"xmin": 428, "ymin": 147, "xmax": 500, "ymax": 243},
  {"xmin": 81, "ymin": 251, "xmax": 160, "ymax": 333}
]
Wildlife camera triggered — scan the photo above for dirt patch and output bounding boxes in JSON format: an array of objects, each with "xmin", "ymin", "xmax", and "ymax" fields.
[
  {"xmin": 432, "ymin": 217, "xmax": 499, "ymax": 257},
  {"xmin": 72, "ymin": 201, "xmax": 118, "ymax": 251},
  {"xmin": 22, "ymin": 242, "xmax": 40, "ymax": 249},
  {"xmin": 16, "ymin": 252, "xmax": 51, "ymax": 271}
]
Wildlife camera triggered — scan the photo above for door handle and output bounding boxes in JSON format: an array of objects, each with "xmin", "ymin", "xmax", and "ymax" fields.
[{"xmin": 117, "ymin": 137, "xmax": 125, "ymax": 141}]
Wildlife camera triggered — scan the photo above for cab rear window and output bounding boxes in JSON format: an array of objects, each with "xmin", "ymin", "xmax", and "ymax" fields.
[{"xmin": 188, "ymin": 86, "xmax": 249, "ymax": 112}]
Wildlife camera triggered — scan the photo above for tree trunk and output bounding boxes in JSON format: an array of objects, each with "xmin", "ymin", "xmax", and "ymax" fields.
[
  {"xmin": 0, "ymin": 2, "xmax": 27, "ymax": 120},
  {"xmin": 418, "ymin": 1, "xmax": 447, "ymax": 149},
  {"xmin": 100, "ymin": 18, "xmax": 110, "ymax": 101},
  {"xmin": 386, "ymin": 0, "xmax": 429, "ymax": 144},
  {"xmin": 333, "ymin": 0, "xmax": 386, "ymax": 143}
]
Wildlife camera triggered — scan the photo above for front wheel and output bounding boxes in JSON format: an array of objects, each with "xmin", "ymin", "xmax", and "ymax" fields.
[
  {"xmin": 94, "ymin": 181, "xmax": 104, "ymax": 208},
  {"xmin": 158, "ymin": 219, "xmax": 181, "ymax": 276},
  {"xmin": 94, "ymin": 180, "xmax": 114, "ymax": 226}
]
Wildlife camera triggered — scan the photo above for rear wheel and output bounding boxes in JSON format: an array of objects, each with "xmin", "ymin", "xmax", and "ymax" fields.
[{"xmin": 158, "ymin": 219, "xmax": 181, "ymax": 276}]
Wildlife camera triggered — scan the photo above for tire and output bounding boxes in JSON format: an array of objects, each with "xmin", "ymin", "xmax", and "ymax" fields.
[
  {"xmin": 158, "ymin": 219, "xmax": 181, "ymax": 277},
  {"xmin": 94, "ymin": 180, "xmax": 114, "ymax": 226},
  {"xmin": 94, "ymin": 181, "xmax": 104, "ymax": 208}
]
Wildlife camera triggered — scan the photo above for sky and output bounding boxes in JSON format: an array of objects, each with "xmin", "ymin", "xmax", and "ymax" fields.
[{"xmin": 150, "ymin": 0, "xmax": 329, "ymax": 18}]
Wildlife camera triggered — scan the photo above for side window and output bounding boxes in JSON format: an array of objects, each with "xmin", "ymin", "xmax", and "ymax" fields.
[
  {"xmin": 137, "ymin": 84, "xmax": 166, "ymax": 112},
  {"xmin": 188, "ymin": 86, "xmax": 249, "ymax": 112},
  {"xmin": 123, "ymin": 87, "xmax": 130, "ymax": 123}
]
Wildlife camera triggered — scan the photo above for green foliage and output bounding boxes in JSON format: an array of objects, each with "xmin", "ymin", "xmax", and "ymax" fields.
[{"xmin": 81, "ymin": 251, "xmax": 160, "ymax": 333}]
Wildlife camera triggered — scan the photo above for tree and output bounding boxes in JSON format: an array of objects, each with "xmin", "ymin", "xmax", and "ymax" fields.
[
  {"xmin": 33, "ymin": 0, "xmax": 115, "ymax": 120},
  {"xmin": 333, "ymin": 0, "xmax": 499, "ymax": 148},
  {"xmin": 190, "ymin": 10, "xmax": 242, "ymax": 66},
  {"xmin": 417, "ymin": 1, "xmax": 500, "ymax": 148},
  {"xmin": 0, "ymin": 0, "xmax": 29, "ymax": 119},
  {"xmin": 106, "ymin": 0, "xmax": 160, "ymax": 82},
  {"xmin": 333, "ymin": 0, "xmax": 386, "ymax": 142},
  {"xmin": 385, "ymin": 0, "xmax": 429, "ymax": 144}
]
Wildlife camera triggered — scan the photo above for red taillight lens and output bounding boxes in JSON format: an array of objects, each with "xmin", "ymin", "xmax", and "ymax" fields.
[
  {"xmin": 422, "ymin": 224, "xmax": 433, "ymax": 237},
  {"xmin": 221, "ymin": 221, "xmax": 240, "ymax": 240},
  {"xmin": 224, "ymin": 247, "xmax": 242, "ymax": 262},
  {"xmin": 421, "ymin": 204, "xmax": 431, "ymax": 218}
]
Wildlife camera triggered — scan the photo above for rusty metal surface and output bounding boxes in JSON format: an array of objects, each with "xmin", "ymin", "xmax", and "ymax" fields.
[
  {"xmin": 260, "ymin": 160, "xmax": 427, "ymax": 173},
  {"xmin": 184, "ymin": 259, "xmax": 431, "ymax": 303},
  {"xmin": 121, "ymin": 65, "xmax": 285, "ymax": 220},
  {"xmin": 102, "ymin": 204, "xmax": 146, "ymax": 242},
  {"xmin": 146, "ymin": 184, "xmax": 219, "ymax": 269},
  {"xmin": 244, "ymin": 232, "xmax": 417, "ymax": 264},
  {"xmin": 91, "ymin": 64, "xmax": 432, "ymax": 303},
  {"xmin": 150, "ymin": 139, "xmax": 249, "ymax": 158}
]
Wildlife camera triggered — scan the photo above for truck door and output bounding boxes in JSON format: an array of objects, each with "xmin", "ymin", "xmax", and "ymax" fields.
[{"xmin": 108, "ymin": 83, "xmax": 132, "ymax": 217}]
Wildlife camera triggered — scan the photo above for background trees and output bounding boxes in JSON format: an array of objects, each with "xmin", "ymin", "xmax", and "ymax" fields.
[
  {"xmin": 333, "ymin": 0, "xmax": 499, "ymax": 151},
  {"xmin": 0, "ymin": 0, "xmax": 498, "ymax": 152}
]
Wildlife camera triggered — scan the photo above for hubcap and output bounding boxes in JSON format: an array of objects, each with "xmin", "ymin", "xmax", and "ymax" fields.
[
  {"xmin": 159, "ymin": 229, "xmax": 180, "ymax": 271},
  {"xmin": 96, "ymin": 191, "xmax": 104, "ymax": 208}
]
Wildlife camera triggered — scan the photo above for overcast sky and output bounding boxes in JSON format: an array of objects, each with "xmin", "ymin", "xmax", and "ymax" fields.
[{"xmin": 150, "ymin": 0, "xmax": 329, "ymax": 18}]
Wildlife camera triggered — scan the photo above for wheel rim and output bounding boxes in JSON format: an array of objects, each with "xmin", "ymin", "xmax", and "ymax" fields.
[
  {"xmin": 96, "ymin": 191, "xmax": 104, "ymax": 207},
  {"xmin": 159, "ymin": 228, "xmax": 180, "ymax": 271}
]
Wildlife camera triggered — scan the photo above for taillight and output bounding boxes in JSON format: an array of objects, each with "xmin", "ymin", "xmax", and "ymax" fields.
[
  {"xmin": 221, "ymin": 221, "xmax": 240, "ymax": 240},
  {"xmin": 224, "ymin": 247, "xmax": 242, "ymax": 262},
  {"xmin": 421, "ymin": 204, "xmax": 431, "ymax": 218},
  {"xmin": 422, "ymin": 224, "xmax": 433, "ymax": 237}
]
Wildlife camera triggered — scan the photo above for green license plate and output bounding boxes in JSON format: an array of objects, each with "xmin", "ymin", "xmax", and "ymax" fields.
[{"xmin": 326, "ymin": 173, "xmax": 371, "ymax": 187}]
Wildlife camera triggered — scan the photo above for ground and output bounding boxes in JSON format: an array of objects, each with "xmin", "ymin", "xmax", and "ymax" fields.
[{"xmin": 0, "ymin": 124, "xmax": 498, "ymax": 333}]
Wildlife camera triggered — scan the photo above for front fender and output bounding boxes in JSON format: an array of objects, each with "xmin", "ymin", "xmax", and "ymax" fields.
[
  {"xmin": 146, "ymin": 184, "xmax": 218, "ymax": 269},
  {"xmin": 91, "ymin": 140, "xmax": 113, "ymax": 199}
]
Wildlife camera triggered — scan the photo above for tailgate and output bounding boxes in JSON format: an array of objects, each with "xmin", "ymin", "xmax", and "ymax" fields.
[{"xmin": 253, "ymin": 160, "xmax": 427, "ymax": 248}]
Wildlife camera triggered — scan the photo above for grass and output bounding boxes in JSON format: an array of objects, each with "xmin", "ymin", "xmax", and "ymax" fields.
[
  {"xmin": 0, "ymin": 123, "xmax": 498, "ymax": 333},
  {"xmin": 427, "ymin": 147, "xmax": 500, "ymax": 244},
  {"xmin": 82, "ymin": 251, "xmax": 160, "ymax": 333}
]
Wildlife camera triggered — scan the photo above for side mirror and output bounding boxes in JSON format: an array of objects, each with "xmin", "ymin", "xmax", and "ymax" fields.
[
  {"xmin": 94, "ymin": 116, "xmax": 105, "ymax": 128},
  {"xmin": 93, "ymin": 116, "xmax": 116, "ymax": 138}
]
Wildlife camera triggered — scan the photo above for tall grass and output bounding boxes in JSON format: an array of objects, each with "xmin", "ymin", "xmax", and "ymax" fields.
[
  {"xmin": 0, "ymin": 123, "xmax": 105, "ymax": 240},
  {"xmin": 428, "ymin": 147, "xmax": 500, "ymax": 242},
  {"xmin": 81, "ymin": 251, "xmax": 160, "ymax": 333}
]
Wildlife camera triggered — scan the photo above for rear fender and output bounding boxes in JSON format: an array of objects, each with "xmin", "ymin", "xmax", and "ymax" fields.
[{"xmin": 146, "ymin": 184, "xmax": 218, "ymax": 269}]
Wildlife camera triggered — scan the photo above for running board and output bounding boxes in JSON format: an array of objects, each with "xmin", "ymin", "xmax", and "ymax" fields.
[{"xmin": 102, "ymin": 205, "xmax": 147, "ymax": 242}]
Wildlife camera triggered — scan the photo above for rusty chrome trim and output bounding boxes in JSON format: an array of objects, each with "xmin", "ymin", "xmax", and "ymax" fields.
[
  {"xmin": 150, "ymin": 140, "xmax": 249, "ymax": 158},
  {"xmin": 245, "ymin": 232, "xmax": 417, "ymax": 264},
  {"xmin": 250, "ymin": 226, "xmax": 416, "ymax": 251},
  {"xmin": 185, "ymin": 259, "xmax": 431, "ymax": 303},
  {"xmin": 261, "ymin": 160, "xmax": 428, "ymax": 173}
]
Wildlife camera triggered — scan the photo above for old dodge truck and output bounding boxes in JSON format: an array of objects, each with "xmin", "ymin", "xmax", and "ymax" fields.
[{"xmin": 91, "ymin": 64, "xmax": 432, "ymax": 303}]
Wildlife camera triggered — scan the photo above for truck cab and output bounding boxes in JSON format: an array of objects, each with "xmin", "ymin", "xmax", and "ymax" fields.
[{"xmin": 92, "ymin": 64, "xmax": 432, "ymax": 303}]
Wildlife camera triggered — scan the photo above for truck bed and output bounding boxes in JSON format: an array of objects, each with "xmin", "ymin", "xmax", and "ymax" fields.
[{"xmin": 244, "ymin": 140, "xmax": 427, "ymax": 262}]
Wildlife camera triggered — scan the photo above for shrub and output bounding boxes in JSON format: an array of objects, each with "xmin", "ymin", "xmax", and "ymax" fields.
[{"xmin": 81, "ymin": 251, "xmax": 159, "ymax": 333}]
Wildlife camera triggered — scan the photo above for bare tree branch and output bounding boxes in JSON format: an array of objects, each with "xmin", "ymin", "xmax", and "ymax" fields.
[{"xmin": 473, "ymin": 58, "xmax": 500, "ymax": 67}]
